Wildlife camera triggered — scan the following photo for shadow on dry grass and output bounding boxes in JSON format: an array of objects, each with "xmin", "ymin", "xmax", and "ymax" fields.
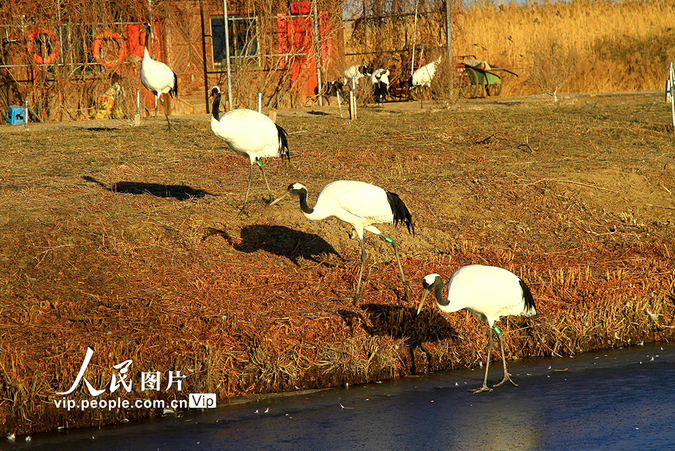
[
  {"xmin": 203, "ymin": 225, "xmax": 341, "ymax": 265},
  {"xmin": 83, "ymin": 175, "xmax": 213, "ymax": 200}
]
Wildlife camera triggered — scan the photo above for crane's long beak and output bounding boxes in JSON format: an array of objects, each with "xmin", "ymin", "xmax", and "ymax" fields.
[
  {"xmin": 268, "ymin": 190, "xmax": 291, "ymax": 207},
  {"xmin": 417, "ymin": 289, "xmax": 431, "ymax": 315}
]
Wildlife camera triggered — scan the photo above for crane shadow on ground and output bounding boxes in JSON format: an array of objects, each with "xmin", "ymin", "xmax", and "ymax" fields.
[
  {"xmin": 83, "ymin": 175, "xmax": 213, "ymax": 201},
  {"xmin": 338, "ymin": 304, "xmax": 458, "ymax": 374},
  {"xmin": 362, "ymin": 303, "xmax": 458, "ymax": 345},
  {"xmin": 204, "ymin": 225, "xmax": 341, "ymax": 266}
]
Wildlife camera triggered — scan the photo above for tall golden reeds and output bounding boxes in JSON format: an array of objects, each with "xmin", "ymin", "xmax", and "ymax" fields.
[{"xmin": 453, "ymin": 0, "xmax": 675, "ymax": 95}]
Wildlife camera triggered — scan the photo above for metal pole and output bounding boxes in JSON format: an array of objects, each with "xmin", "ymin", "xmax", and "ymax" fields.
[
  {"xmin": 312, "ymin": 0, "xmax": 323, "ymax": 107},
  {"xmin": 222, "ymin": 0, "xmax": 234, "ymax": 110},
  {"xmin": 148, "ymin": 0, "xmax": 157, "ymax": 115},
  {"xmin": 56, "ymin": 0, "xmax": 64, "ymax": 65},
  {"xmin": 148, "ymin": 0, "xmax": 154, "ymax": 59},
  {"xmin": 445, "ymin": 0, "xmax": 453, "ymax": 96},
  {"xmin": 404, "ymin": 15, "xmax": 408, "ymax": 50},
  {"xmin": 411, "ymin": 0, "xmax": 419, "ymax": 77},
  {"xmin": 200, "ymin": 0, "xmax": 211, "ymax": 114},
  {"xmin": 363, "ymin": 0, "xmax": 367, "ymax": 55},
  {"xmin": 258, "ymin": 92, "xmax": 262, "ymax": 112}
]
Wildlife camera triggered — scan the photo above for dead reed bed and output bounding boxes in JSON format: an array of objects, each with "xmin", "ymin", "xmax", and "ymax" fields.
[
  {"xmin": 1, "ymin": 93, "xmax": 674, "ymax": 436},
  {"xmin": 345, "ymin": 0, "xmax": 675, "ymax": 98},
  {"xmin": 453, "ymin": 0, "xmax": 675, "ymax": 96}
]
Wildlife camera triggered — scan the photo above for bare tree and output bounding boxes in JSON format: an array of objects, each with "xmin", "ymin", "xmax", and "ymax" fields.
[{"xmin": 531, "ymin": 38, "xmax": 577, "ymax": 103}]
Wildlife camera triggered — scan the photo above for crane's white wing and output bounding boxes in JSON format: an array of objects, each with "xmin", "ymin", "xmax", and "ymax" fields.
[
  {"xmin": 140, "ymin": 57, "xmax": 175, "ymax": 95},
  {"xmin": 329, "ymin": 181, "xmax": 393, "ymax": 224},
  {"xmin": 447, "ymin": 265, "xmax": 534, "ymax": 322},
  {"xmin": 212, "ymin": 109, "xmax": 279, "ymax": 159}
]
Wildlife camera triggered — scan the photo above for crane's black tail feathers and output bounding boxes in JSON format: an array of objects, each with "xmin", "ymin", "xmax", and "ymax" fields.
[
  {"xmin": 170, "ymin": 72, "xmax": 178, "ymax": 98},
  {"xmin": 386, "ymin": 191, "xmax": 415, "ymax": 235},
  {"xmin": 276, "ymin": 124, "xmax": 291, "ymax": 163},
  {"xmin": 520, "ymin": 279, "xmax": 536, "ymax": 315}
]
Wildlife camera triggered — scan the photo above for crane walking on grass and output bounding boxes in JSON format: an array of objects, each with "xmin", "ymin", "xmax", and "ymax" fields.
[
  {"xmin": 417, "ymin": 265, "xmax": 536, "ymax": 393},
  {"xmin": 140, "ymin": 23, "xmax": 178, "ymax": 129},
  {"xmin": 270, "ymin": 181, "xmax": 414, "ymax": 303},
  {"xmin": 210, "ymin": 86, "xmax": 290, "ymax": 215}
]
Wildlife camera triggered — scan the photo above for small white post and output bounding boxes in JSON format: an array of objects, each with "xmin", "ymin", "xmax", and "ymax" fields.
[
  {"xmin": 350, "ymin": 76, "xmax": 357, "ymax": 120},
  {"xmin": 336, "ymin": 89, "xmax": 342, "ymax": 118},
  {"xmin": 24, "ymin": 99, "xmax": 29, "ymax": 130},
  {"xmin": 669, "ymin": 63, "xmax": 675, "ymax": 132},
  {"xmin": 258, "ymin": 92, "xmax": 262, "ymax": 113},
  {"xmin": 135, "ymin": 89, "xmax": 141, "ymax": 126}
]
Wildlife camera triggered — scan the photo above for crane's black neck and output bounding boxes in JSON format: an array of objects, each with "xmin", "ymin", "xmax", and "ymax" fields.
[
  {"xmin": 297, "ymin": 189, "xmax": 314, "ymax": 215},
  {"xmin": 434, "ymin": 280, "xmax": 448, "ymax": 307},
  {"xmin": 424, "ymin": 276, "xmax": 448, "ymax": 307},
  {"xmin": 144, "ymin": 25, "xmax": 151, "ymax": 50},
  {"xmin": 211, "ymin": 92, "xmax": 221, "ymax": 120}
]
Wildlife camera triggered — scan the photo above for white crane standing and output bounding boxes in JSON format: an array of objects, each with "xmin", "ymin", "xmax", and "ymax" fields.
[
  {"xmin": 209, "ymin": 86, "xmax": 290, "ymax": 215},
  {"xmin": 370, "ymin": 68, "xmax": 390, "ymax": 103},
  {"xmin": 417, "ymin": 265, "xmax": 536, "ymax": 393},
  {"xmin": 140, "ymin": 23, "xmax": 178, "ymax": 129},
  {"xmin": 271, "ymin": 180, "xmax": 414, "ymax": 303},
  {"xmin": 409, "ymin": 55, "xmax": 441, "ymax": 105}
]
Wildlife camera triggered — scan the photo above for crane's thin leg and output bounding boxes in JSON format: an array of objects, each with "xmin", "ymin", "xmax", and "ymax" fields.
[
  {"xmin": 493, "ymin": 330, "xmax": 518, "ymax": 388},
  {"xmin": 154, "ymin": 95, "xmax": 159, "ymax": 118},
  {"xmin": 162, "ymin": 95, "xmax": 172, "ymax": 130},
  {"xmin": 471, "ymin": 326, "xmax": 494, "ymax": 394},
  {"xmin": 381, "ymin": 236, "xmax": 411, "ymax": 301},
  {"xmin": 353, "ymin": 239, "xmax": 367, "ymax": 305},
  {"xmin": 257, "ymin": 160, "xmax": 275, "ymax": 203},
  {"xmin": 238, "ymin": 164, "xmax": 255, "ymax": 216}
]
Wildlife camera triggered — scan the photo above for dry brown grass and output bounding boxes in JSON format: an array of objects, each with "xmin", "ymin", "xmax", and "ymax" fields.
[{"xmin": 1, "ymin": 92, "xmax": 675, "ymax": 436}]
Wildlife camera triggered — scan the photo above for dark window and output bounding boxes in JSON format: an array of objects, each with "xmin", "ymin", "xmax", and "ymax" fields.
[{"xmin": 211, "ymin": 16, "xmax": 258, "ymax": 67}]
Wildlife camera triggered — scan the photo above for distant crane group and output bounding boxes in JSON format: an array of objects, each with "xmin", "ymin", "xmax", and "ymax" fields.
[
  {"xmin": 417, "ymin": 265, "xmax": 537, "ymax": 393},
  {"xmin": 139, "ymin": 23, "xmax": 178, "ymax": 129},
  {"xmin": 270, "ymin": 181, "xmax": 414, "ymax": 303}
]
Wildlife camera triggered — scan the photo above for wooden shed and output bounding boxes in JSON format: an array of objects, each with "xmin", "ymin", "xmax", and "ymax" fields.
[{"xmin": 0, "ymin": 0, "xmax": 345, "ymax": 121}]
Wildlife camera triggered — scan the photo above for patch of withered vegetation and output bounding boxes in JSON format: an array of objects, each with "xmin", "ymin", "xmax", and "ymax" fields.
[{"xmin": 1, "ymin": 93, "xmax": 674, "ymax": 436}]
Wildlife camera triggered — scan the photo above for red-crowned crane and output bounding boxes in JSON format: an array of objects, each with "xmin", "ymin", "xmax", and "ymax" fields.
[
  {"xmin": 210, "ymin": 86, "xmax": 290, "ymax": 215},
  {"xmin": 410, "ymin": 55, "xmax": 441, "ymax": 89},
  {"xmin": 409, "ymin": 55, "xmax": 441, "ymax": 106},
  {"xmin": 270, "ymin": 181, "xmax": 414, "ymax": 304},
  {"xmin": 370, "ymin": 68, "xmax": 390, "ymax": 103},
  {"xmin": 140, "ymin": 23, "xmax": 178, "ymax": 129},
  {"xmin": 342, "ymin": 64, "xmax": 372, "ymax": 89},
  {"xmin": 417, "ymin": 265, "xmax": 536, "ymax": 393}
]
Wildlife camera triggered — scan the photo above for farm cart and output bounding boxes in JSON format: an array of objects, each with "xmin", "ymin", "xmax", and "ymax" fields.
[{"xmin": 456, "ymin": 56, "xmax": 519, "ymax": 99}]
